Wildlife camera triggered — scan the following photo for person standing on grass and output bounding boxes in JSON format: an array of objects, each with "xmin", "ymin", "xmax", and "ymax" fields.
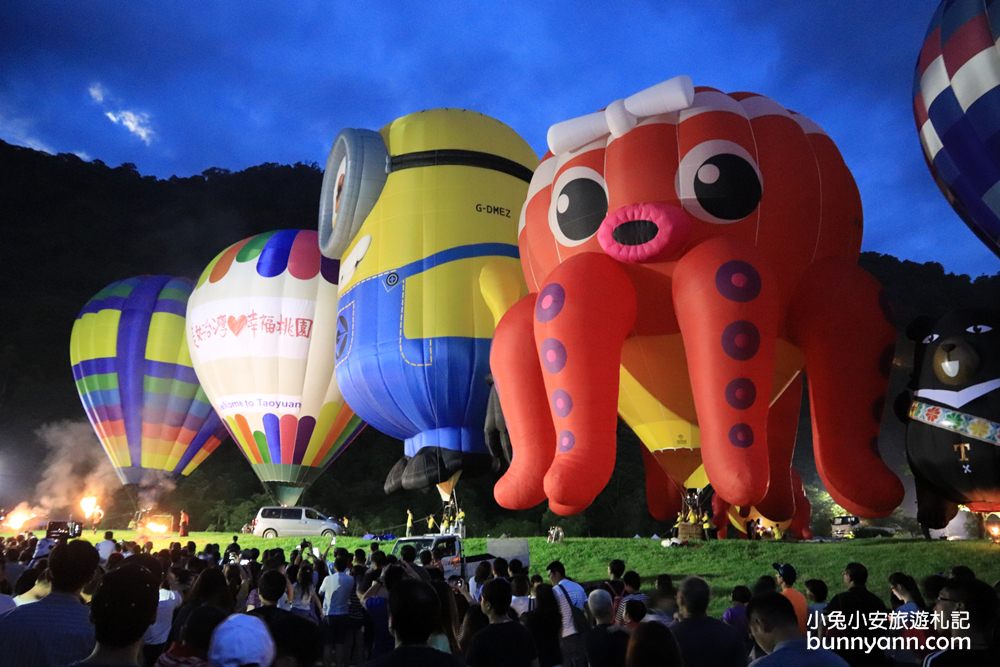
[
  {"xmin": 76, "ymin": 564, "xmax": 160, "ymax": 667},
  {"xmin": 364, "ymin": 579, "xmax": 462, "ymax": 667},
  {"xmin": 320, "ymin": 554, "xmax": 356, "ymax": 667},
  {"xmin": 924, "ymin": 577, "xmax": 1000, "ymax": 666},
  {"xmin": 820, "ymin": 562, "xmax": 888, "ymax": 667},
  {"xmin": 748, "ymin": 592, "xmax": 848, "ymax": 667},
  {"xmin": 466, "ymin": 578, "xmax": 540, "ymax": 667},
  {"xmin": 772, "ymin": 563, "xmax": 808, "ymax": 633},
  {"xmin": 669, "ymin": 576, "xmax": 745, "ymax": 667},
  {"xmin": 722, "ymin": 585, "xmax": 752, "ymax": 648},
  {"xmin": 614, "ymin": 572, "xmax": 648, "ymax": 625},
  {"xmin": 0, "ymin": 540, "xmax": 101, "ymax": 666},
  {"xmin": 804, "ymin": 578, "xmax": 828, "ymax": 627}
]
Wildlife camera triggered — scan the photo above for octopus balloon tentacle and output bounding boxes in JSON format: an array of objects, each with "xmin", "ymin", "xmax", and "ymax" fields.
[
  {"xmin": 673, "ymin": 236, "xmax": 780, "ymax": 506},
  {"xmin": 787, "ymin": 258, "xmax": 902, "ymax": 516},
  {"xmin": 754, "ymin": 374, "xmax": 803, "ymax": 522},
  {"xmin": 491, "ymin": 294, "xmax": 555, "ymax": 509},
  {"xmin": 534, "ymin": 253, "xmax": 637, "ymax": 512}
]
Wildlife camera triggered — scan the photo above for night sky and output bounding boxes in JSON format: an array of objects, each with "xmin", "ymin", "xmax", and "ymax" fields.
[{"xmin": 1, "ymin": 1, "xmax": 997, "ymax": 276}]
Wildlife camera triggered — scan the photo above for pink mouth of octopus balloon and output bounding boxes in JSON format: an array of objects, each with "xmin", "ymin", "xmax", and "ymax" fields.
[{"xmin": 597, "ymin": 202, "xmax": 692, "ymax": 263}]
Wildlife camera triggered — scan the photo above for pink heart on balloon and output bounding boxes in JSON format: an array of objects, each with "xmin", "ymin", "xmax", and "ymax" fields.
[{"xmin": 228, "ymin": 315, "xmax": 247, "ymax": 336}]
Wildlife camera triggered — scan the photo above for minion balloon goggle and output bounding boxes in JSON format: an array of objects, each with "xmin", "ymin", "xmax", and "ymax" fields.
[{"xmin": 317, "ymin": 126, "xmax": 534, "ymax": 260}]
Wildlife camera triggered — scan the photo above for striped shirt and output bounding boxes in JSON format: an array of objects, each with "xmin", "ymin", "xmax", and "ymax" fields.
[
  {"xmin": 615, "ymin": 592, "xmax": 650, "ymax": 625},
  {"xmin": 553, "ymin": 579, "xmax": 586, "ymax": 638},
  {"xmin": 0, "ymin": 591, "xmax": 95, "ymax": 666}
]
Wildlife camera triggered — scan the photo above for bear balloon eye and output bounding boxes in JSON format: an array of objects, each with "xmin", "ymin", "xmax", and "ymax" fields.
[
  {"xmin": 966, "ymin": 324, "xmax": 993, "ymax": 334},
  {"xmin": 677, "ymin": 140, "xmax": 762, "ymax": 224},
  {"xmin": 922, "ymin": 333, "xmax": 940, "ymax": 344},
  {"xmin": 549, "ymin": 166, "xmax": 608, "ymax": 246}
]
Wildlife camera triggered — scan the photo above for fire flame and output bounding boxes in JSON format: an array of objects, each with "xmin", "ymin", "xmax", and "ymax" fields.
[
  {"xmin": 80, "ymin": 496, "xmax": 98, "ymax": 519},
  {"xmin": 5, "ymin": 508, "xmax": 35, "ymax": 531},
  {"xmin": 146, "ymin": 521, "xmax": 168, "ymax": 534},
  {"xmin": 990, "ymin": 526, "xmax": 999, "ymax": 536}
]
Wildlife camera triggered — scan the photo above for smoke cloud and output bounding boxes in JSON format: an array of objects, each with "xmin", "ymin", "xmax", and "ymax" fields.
[{"xmin": 32, "ymin": 420, "xmax": 120, "ymax": 513}]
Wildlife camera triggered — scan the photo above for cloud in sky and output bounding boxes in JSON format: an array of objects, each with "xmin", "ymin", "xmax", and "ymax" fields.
[
  {"xmin": 88, "ymin": 81, "xmax": 154, "ymax": 144},
  {"xmin": 103, "ymin": 109, "xmax": 153, "ymax": 144},
  {"xmin": 0, "ymin": 1, "xmax": 995, "ymax": 275},
  {"xmin": 88, "ymin": 82, "xmax": 105, "ymax": 103}
]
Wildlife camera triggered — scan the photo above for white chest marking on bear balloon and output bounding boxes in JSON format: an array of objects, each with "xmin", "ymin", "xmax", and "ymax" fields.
[{"xmin": 915, "ymin": 378, "xmax": 1000, "ymax": 408}]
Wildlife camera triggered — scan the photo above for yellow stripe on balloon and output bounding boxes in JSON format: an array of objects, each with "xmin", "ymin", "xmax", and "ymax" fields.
[
  {"xmin": 302, "ymin": 401, "xmax": 337, "ymax": 466},
  {"xmin": 146, "ymin": 312, "xmax": 187, "ymax": 364}
]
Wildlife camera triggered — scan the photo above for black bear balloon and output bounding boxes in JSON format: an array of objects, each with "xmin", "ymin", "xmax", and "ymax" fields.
[{"xmin": 903, "ymin": 309, "xmax": 1000, "ymax": 530}]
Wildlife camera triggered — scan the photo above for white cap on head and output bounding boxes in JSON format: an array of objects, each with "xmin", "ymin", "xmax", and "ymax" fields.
[{"xmin": 208, "ymin": 613, "xmax": 275, "ymax": 667}]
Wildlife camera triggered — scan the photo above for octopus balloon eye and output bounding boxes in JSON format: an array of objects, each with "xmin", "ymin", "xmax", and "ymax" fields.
[
  {"xmin": 549, "ymin": 166, "xmax": 608, "ymax": 246},
  {"xmin": 922, "ymin": 333, "xmax": 940, "ymax": 344},
  {"xmin": 966, "ymin": 324, "xmax": 993, "ymax": 334},
  {"xmin": 677, "ymin": 140, "xmax": 762, "ymax": 224},
  {"xmin": 695, "ymin": 154, "xmax": 761, "ymax": 220}
]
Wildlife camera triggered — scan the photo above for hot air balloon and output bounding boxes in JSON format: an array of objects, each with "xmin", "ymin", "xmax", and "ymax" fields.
[
  {"xmin": 901, "ymin": 309, "xmax": 1000, "ymax": 531},
  {"xmin": 186, "ymin": 229, "xmax": 364, "ymax": 505},
  {"xmin": 712, "ymin": 471, "xmax": 813, "ymax": 540},
  {"xmin": 70, "ymin": 276, "xmax": 229, "ymax": 486},
  {"xmin": 318, "ymin": 109, "xmax": 537, "ymax": 494},
  {"xmin": 914, "ymin": 0, "xmax": 1000, "ymax": 257},
  {"xmin": 491, "ymin": 76, "xmax": 902, "ymax": 518}
]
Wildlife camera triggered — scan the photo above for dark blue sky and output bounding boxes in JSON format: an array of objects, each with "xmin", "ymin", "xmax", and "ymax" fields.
[{"xmin": 1, "ymin": 1, "xmax": 997, "ymax": 276}]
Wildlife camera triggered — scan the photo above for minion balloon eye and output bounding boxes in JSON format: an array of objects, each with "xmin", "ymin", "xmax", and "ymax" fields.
[{"xmin": 319, "ymin": 129, "xmax": 390, "ymax": 259}]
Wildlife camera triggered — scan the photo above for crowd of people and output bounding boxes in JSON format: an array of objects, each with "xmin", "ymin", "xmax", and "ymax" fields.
[{"xmin": 0, "ymin": 530, "xmax": 998, "ymax": 666}]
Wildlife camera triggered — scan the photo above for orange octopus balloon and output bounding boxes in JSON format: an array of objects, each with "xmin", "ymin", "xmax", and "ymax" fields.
[{"xmin": 491, "ymin": 77, "xmax": 903, "ymax": 517}]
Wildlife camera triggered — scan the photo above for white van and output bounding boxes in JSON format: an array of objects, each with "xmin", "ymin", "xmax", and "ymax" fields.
[{"xmin": 251, "ymin": 506, "xmax": 344, "ymax": 538}]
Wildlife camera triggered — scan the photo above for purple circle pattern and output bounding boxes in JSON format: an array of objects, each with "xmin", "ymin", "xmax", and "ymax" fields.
[
  {"xmin": 715, "ymin": 260, "xmax": 761, "ymax": 302},
  {"xmin": 721, "ymin": 321, "xmax": 760, "ymax": 360},
  {"xmin": 535, "ymin": 284, "xmax": 566, "ymax": 323},
  {"xmin": 540, "ymin": 338, "xmax": 568, "ymax": 373},
  {"xmin": 558, "ymin": 430, "xmax": 576, "ymax": 452},
  {"xmin": 729, "ymin": 423, "xmax": 754, "ymax": 448},
  {"xmin": 552, "ymin": 389, "xmax": 573, "ymax": 418},
  {"xmin": 725, "ymin": 378, "xmax": 756, "ymax": 410}
]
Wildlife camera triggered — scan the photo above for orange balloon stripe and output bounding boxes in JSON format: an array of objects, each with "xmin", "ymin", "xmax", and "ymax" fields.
[
  {"xmin": 233, "ymin": 414, "xmax": 262, "ymax": 464},
  {"xmin": 209, "ymin": 237, "xmax": 251, "ymax": 284}
]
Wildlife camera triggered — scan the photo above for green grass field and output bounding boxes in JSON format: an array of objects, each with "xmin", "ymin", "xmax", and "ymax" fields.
[{"xmin": 10, "ymin": 531, "xmax": 996, "ymax": 616}]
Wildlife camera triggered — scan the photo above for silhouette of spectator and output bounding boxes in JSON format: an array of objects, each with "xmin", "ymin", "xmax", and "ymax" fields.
[{"xmin": 0, "ymin": 539, "xmax": 100, "ymax": 666}]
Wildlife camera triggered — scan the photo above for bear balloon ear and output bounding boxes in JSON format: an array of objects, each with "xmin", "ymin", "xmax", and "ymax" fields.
[
  {"xmin": 905, "ymin": 315, "xmax": 936, "ymax": 343},
  {"xmin": 318, "ymin": 129, "xmax": 389, "ymax": 259}
]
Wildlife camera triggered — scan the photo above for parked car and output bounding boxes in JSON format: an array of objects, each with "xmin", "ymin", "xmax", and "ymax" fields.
[
  {"xmin": 831, "ymin": 515, "xmax": 860, "ymax": 538},
  {"xmin": 390, "ymin": 534, "xmax": 529, "ymax": 581},
  {"xmin": 250, "ymin": 506, "xmax": 344, "ymax": 538}
]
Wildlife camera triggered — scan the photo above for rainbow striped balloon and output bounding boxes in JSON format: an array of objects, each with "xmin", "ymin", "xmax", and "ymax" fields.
[
  {"xmin": 915, "ymin": 0, "xmax": 1000, "ymax": 257},
  {"xmin": 70, "ymin": 276, "xmax": 229, "ymax": 485},
  {"xmin": 186, "ymin": 230, "xmax": 364, "ymax": 505}
]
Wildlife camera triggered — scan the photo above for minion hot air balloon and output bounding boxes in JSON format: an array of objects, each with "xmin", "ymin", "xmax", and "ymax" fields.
[
  {"xmin": 318, "ymin": 109, "xmax": 537, "ymax": 494},
  {"xmin": 70, "ymin": 276, "xmax": 229, "ymax": 486},
  {"xmin": 186, "ymin": 229, "xmax": 364, "ymax": 505}
]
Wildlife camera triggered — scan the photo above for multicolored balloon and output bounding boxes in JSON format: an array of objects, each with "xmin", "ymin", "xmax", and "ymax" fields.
[
  {"xmin": 914, "ymin": 0, "xmax": 1000, "ymax": 256},
  {"xmin": 492, "ymin": 77, "xmax": 902, "ymax": 517},
  {"xmin": 319, "ymin": 109, "xmax": 536, "ymax": 493},
  {"xmin": 186, "ymin": 230, "xmax": 364, "ymax": 505},
  {"xmin": 70, "ymin": 276, "xmax": 228, "ymax": 486}
]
